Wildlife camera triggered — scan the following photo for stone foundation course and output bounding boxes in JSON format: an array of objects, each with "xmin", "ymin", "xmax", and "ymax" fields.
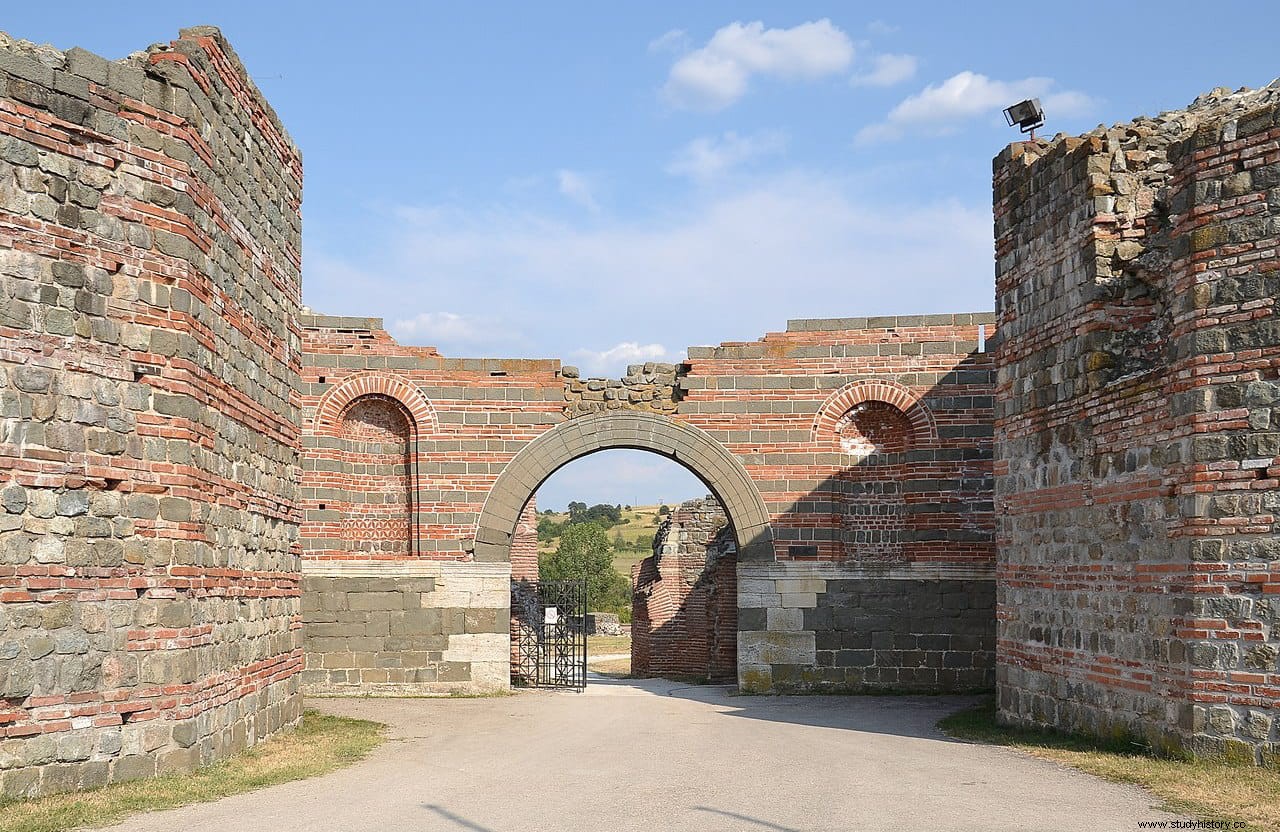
[
  {"xmin": 301, "ymin": 564, "xmax": 510, "ymax": 695},
  {"xmin": 738, "ymin": 563, "xmax": 994, "ymax": 693}
]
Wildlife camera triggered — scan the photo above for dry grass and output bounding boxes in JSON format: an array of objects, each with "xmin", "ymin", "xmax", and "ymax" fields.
[
  {"xmin": 588, "ymin": 657, "xmax": 632, "ymax": 677},
  {"xmin": 0, "ymin": 711, "xmax": 385, "ymax": 832},
  {"xmin": 940, "ymin": 701, "xmax": 1280, "ymax": 832},
  {"xmin": 587, "ymin": 634, "xmax": 632, "ymax": 655}
]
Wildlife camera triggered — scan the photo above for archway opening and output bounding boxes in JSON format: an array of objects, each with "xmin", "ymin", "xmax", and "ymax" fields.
[
  {"xmin": 476, "ymin": 413, "xmax": 774, "ymax": 688},
  {"xmin": 515, "ymin": 449, "xmax": 739, "ymax": 684}
]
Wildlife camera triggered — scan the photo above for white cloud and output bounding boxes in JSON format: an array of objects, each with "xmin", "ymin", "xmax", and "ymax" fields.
[
  {"xmin": 663, "ymin": 19, "xmax": 854, "ymax": 111},
  {"xmin": 572, "ymin": 342, "xmax": 670, "ymax": 376},
  {"xmin": 855, "ymin": 71, "xmax": 1094, "ymax": 144},
  {"xmin": 389, "ymin": 311, "xmax": 523, "ymax": 354},
  {"xmin": 648, "ymin": 29, "xmax": 688, "ymax": 53},
  {"xmin": 557, "ymin": 169, "xmax": 599, "ymax": 212},
  {"xmin": 851, "ymin": 53, "xmax": 917, "ymax": 87},
  {"xmin": 303, "ymin": 173, "xmax": 994, "ymax": 376},
  {"xmin": 666, "ymin": 130, "xmax": 788, "ymax": 182}
]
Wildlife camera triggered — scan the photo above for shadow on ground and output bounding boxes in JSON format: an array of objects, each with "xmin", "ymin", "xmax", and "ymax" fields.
[{"xmin": 583, "ymin": 670, "xmax": 986, "ymax": 743}]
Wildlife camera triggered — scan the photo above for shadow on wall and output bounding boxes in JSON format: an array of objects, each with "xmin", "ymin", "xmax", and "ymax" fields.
[{"xmin": 632, "ymin": 350, "xmax": 996, "ymax": 693}]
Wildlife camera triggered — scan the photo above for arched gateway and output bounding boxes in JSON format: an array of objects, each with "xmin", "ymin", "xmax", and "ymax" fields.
[
  {"xmin": 295, "ymin": 312, "xmax": 998, "ymax": 701},
  {"xmin": 471, "ymin": 412, "xmax": 774, "ymax": 563}
]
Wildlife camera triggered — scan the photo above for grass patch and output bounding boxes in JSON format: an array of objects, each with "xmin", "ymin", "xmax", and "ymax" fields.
[
  {"xmin": 588, "ymin": 657, "xmax": 633, "ymax": 677},
  {"xmin": 587, "ymin": 634, "xmax": 631, "ymax": 655},
  {"xmin": 0, "ymin": 710, "xmax": 385, "ymax": 832},
  {"xmin": 939, "ymin": 700, "xmax": 1280, "ymax": 832}
]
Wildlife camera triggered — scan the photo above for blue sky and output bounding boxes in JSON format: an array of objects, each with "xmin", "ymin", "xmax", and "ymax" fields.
[{"xmin": 9, "ymin": 2, "xmax": 1279, "ymax": 510}]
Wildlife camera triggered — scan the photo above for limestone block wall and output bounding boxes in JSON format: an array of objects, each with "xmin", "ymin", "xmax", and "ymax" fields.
[
  {"xmin": 0, "ymin": 28, "xmax": 303, "ymax": 798},
  {"xmin": 631, "ymin": 496, "xmax": 737, "ymax": 680},
  {"xmin": 738, "ymin": 564, "xmax": 994, "ymax": 692},
  {"xmin": 994, "ymin": 84, "xmax": 1280, "ymax": 761},
  {"xmin": 300, "ymin": 563, "xmax": 510, "ymax": 694}
]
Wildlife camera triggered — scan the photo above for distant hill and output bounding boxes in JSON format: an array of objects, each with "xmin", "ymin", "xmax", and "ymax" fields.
[{"xmin": 537, "ymin": 504, "xmax": 667, "ymax": 579}]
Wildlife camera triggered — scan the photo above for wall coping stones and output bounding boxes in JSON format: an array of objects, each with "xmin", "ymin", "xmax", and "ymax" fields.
[
  {"xmin": 787, "ymin": 312, "xmax": 997, "ymax": 331},
  {"xmin": 739, "ymin": 562, "xmax": 995, "ymax": 582},
  {"xmin": 301, "ymin": 561, "xmax": 511, "ymax": 579},
  {"xmin": 299, "ymin": 313, "xmax": 383, "ymax": 330}
]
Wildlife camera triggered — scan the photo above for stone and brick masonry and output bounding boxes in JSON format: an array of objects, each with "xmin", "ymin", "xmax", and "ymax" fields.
[
  {"xmin": 1, "ymin": 22, "xmax": 1274, "ymax": 800},
  {"xmin": 994, "ymin": 84, "xmax": 1280, "ymax": 762},
  {"xmin": 0, "ymin": 29, "xmax": 303, "ymax": 798},
  {"xmin": 632, "ymin": 496, "xmax": 738, "ymax": 680},
  {"xmin": 292, "ymin": 311, "xmax": 996, "ymax": 698}
]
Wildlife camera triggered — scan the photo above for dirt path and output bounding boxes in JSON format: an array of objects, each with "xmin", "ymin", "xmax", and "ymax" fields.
[{"xmin": 103, "ymin": 677, "xmax": 1176, "ymax": 832}]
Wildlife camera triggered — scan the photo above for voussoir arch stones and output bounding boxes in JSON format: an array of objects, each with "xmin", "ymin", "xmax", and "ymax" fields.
[{"xmin": 472, "ymin": 412, "xmax": 775, "ymax": 563}]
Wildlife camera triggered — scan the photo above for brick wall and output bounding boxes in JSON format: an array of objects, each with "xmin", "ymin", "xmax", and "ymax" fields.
[
  {"xmin": 298, "ymin": 314, "xmax": 560, "ymax": 693},
  {"xmin": 294, "ymin": 311, "xmax": 996, "ymax": 695},
  {"xmin": 681, "ymin": 316, "xmax": 997, "ymax": 692},
  {"xmin": 632, "ymin": 497, "xmax": 737, "ymax": 680},
  {"xmin": 994, "ymin": 85, "xmax": 1280, "ymax": 761},
  {"xmin": 0, "ymin": 28, "xmax": 303, "ymax": 798}
]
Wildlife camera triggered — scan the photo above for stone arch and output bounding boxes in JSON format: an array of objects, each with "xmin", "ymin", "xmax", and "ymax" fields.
[
  {"xmin": 811, "ymin": 379, "xmax": 937, "ymax": 448},
  {"xmin": 472, "ymin": 412, "xmax": 774, "ymax": 563},
  {"xmin": 314, "ymin": 372, "xmax": 438, "ymax": 439}
]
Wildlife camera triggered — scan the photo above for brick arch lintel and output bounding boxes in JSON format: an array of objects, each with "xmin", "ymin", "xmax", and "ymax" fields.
[
  {"xmin": 314, "ymin": 372, "xmax": 439, "ymax": 439},
  {"xmin": 811, "ymin": 379, "xmax": 937, "ymax": 446},
  {"xmin": 471, "ymin": 412, "xmax": 774, "ymax": 564}
]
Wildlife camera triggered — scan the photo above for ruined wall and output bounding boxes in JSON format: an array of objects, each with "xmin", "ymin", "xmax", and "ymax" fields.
[
  {"xmin": 300, "ymin": 313, "xmax": 995, "ymax": 696},
  {"xmin": 995, "ymin": 84, "xmax": 1280, "ymax": 761},
  {"xmin": 680, "ymin": 315, "xmax": 997, "ymax": 692},
  {"xmin": 631, "ymin": 497, "xmax": 737, "ymax": 680},
  {"xmin": 298, "ymin": 315, "xmax": 560, "ymax": 694},
  {"xmin": 0, "ymin": 29, "xmax": 303, "ymax": 798},
  {"xmin": 563, "ymin": 362, "xmax": 678, "ymax": 417},
  {"xmin": 508, "ymin": 500, "xmax": 538, "ymax": 684}
]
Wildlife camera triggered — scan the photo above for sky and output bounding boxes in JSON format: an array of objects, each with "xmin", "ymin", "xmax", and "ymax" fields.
[{"xmin": 8, "ymin": 2, "xmax": 1280, "ymax": 510}]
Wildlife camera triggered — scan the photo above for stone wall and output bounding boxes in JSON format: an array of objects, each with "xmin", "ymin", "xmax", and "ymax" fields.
[
  {"xmin": 631, "ymin": 496, "xmax": 737, "ymax": 680},
  {"xmin": 739, "ymin": 564, "xmax": 994, "ymax": 692},
  {"xmin": 562, "ymin": 362, "xmax": 678, "ymax": 417},
  {"xmin": 994, "ymin": 83, "xmax": 1280, "ymax": 761},
  {"xmin": 298, "ymin": 313, "xmax": 996, "ymax": 696},
  {"xmin": 300, "ymin": 563, "xmax": 510, "ymax": 694},
  {"xmin": 0, "ymin": 28, "xmax": 303, "ymax": 798},
  {"xmin": 298, "ymin": 314, "xmax": 561, "ymax": 693},
  {"xmin": 680, "ymin": 316, "xmax": 997, "ymax": 693}
]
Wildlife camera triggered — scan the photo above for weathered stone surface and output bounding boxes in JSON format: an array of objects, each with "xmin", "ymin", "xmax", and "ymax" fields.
[
  {"xmin": 0, "ymin": 26, "xmax": 304, "ymax": 798},
  {"xmin": 632, "ymin": 497, "xmax": 737, "ymax": 680},
  {"xmin": 995, "ymin": 82, "xmax": 1280, "ymax": 763}
]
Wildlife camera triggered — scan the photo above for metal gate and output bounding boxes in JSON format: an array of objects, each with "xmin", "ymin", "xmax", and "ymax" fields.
[{"xmin": 511, "ymin": 578, "xmax": 587, "ymax": 690}]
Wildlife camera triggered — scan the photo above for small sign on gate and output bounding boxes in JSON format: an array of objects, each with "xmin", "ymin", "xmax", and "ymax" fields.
[{"xmin": 544, "ymin": 606, "xmax": 558, "ymax": 625}]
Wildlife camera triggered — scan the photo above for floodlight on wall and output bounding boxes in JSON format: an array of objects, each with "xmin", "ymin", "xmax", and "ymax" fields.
[{"xmin": 1003, "ymin": 98, "xmax": 1045, "ymax": 139}]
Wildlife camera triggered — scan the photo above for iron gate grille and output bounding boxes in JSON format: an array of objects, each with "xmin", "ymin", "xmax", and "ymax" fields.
[{"xmin": 512, "ymin": 578, "xmax": 587, "ymax": 690}]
